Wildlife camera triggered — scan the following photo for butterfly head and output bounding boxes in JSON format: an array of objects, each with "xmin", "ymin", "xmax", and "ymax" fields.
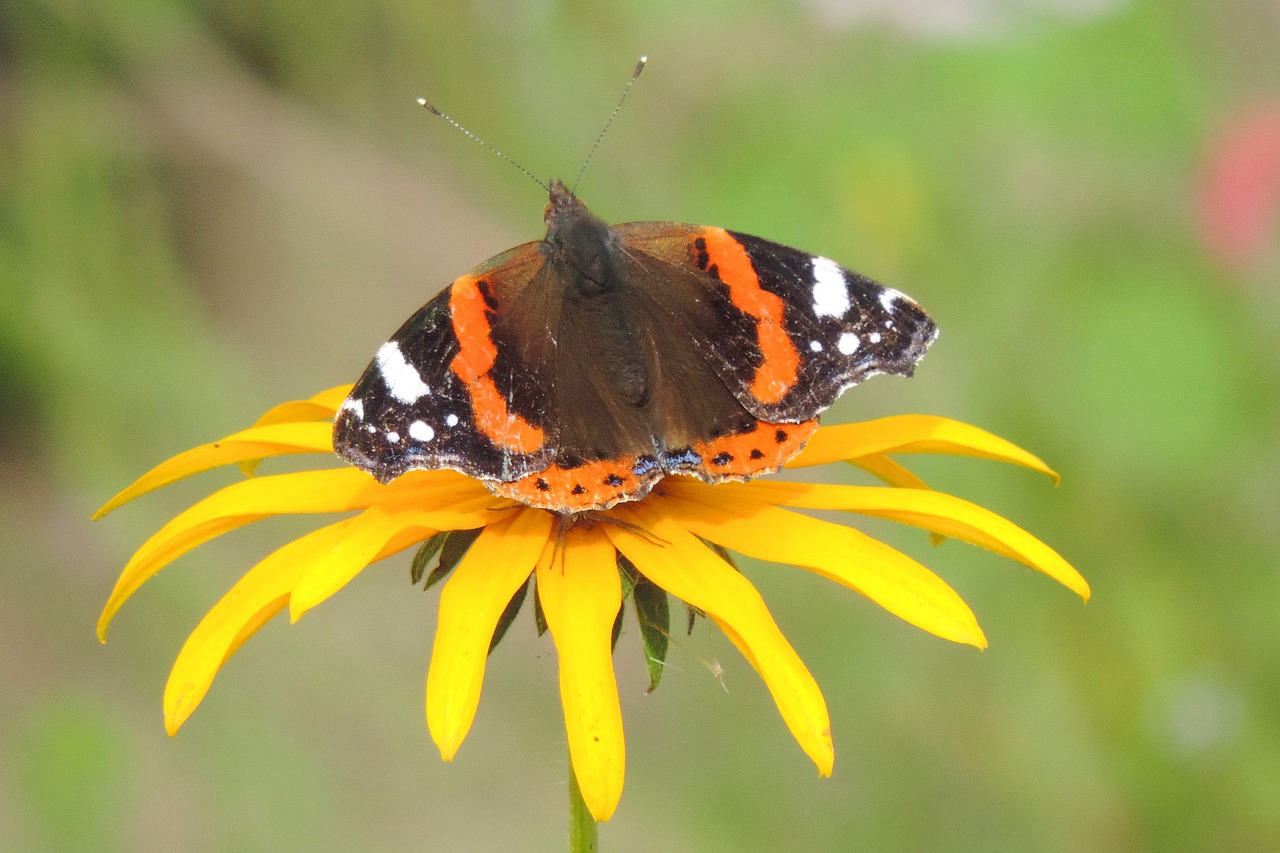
[
  {"xmin": 544, "ymin": 179, "xmax": 581, "ymax": 222},
  {"xmin": 542, "ymin": 180, "xmax": 615, "ymax": 287}
]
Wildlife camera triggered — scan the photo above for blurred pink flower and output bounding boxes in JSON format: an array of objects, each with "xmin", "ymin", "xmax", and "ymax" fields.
[{"xmin": 1199, "ymin": 106, "xmax": 1280, "ymax": 269}]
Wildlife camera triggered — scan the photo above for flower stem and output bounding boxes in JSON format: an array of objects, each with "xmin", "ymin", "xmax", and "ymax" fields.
[{"xmin": 568, "ymin": 758, "xmax": 598, "ymax": 853}]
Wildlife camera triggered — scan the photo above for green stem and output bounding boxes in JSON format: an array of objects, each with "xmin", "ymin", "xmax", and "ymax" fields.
[{"xmin": 568, "ymin": 757, "xmax": 598, "ymax": 853}]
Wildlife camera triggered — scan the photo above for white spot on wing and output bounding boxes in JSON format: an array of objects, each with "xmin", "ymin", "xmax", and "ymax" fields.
[
  {"xmin": 811, "ymin": 256, "xmax": 851, "ymax": 318},
  {"xmin": 837, "ymin": 332, "xmax": 859, "ymax": 355},
  {"xmin": 376, "ymin": 341, "xmax": 430, "ymax": 403},
  {"xmin": 869, "ymin": 331, "xmax": 882, "ymax": 344},
  {"xmin": 386, "ymin": 430, "xmax": 400, "ymax": 443},
  {"xmin": 878, "ymin": 287, "xmax": 914, "ymax": 313},
  {"xmin": 340, "ymin": 398, "xmax": 364, "ymax": 419},
  {"xmin": 809, "ymin": 340, "xmax": 823, "ymax": 352},
  {"xmin": 445, "ymin": 414, "xmax": 459, "ymax": 427},
  {"xmin": 409, "ymin": 420, "xmax": 435, "ymax": 442}
]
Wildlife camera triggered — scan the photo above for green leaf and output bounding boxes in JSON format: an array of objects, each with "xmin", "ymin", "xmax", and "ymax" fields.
[
  {"xmin": 488, "ymin": 577, "xmax": 530, "ymax": 654},
  {"xmin": 409, "ymin": 532, "xmax": 448, "ymax": 585}
]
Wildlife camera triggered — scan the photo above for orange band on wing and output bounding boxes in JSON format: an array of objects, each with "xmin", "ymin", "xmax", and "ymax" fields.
[
  {"xmin": 690, "ymin": 418, "xmax": 818, "ymax": 481},
  {"xmin": 698, "ymin": 228, "xmax": 799, "ymax": 405},
  {"xmin": 449, "ymin": 276, "xmax": 546, "ymax": 454},
  {"xmin": 490, "ymin": 455, "xmax": 653, "ymax": 512}
]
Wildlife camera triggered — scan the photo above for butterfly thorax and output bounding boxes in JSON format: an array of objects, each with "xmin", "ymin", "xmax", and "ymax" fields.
[
  {"xmin": 537, "ymin": 182, "xmax": 650, "ymax": 410},
  {"xmin": 542, "ymin": 180, "xmax": 618, "ymax": 292}
]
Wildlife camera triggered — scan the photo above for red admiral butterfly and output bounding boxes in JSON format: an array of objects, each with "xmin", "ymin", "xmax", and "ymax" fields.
[{"xmin": 334, "ymin": 66, "xmax": 937, "ymax": 513}]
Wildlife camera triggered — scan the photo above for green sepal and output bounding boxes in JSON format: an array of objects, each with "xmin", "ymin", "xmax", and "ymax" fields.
[
  {"xmin": 633, "ymin": 575, "xmax": 670, "ymax": 692},
  {"xmin": 532, "ymin": 574, "xmax": 549, "ymax": 637},
  {"xmin": 610, "ymin": 563, "xmax": 636, "ymax": 653},
  {"xmin": 409, "ymin": 532, "xmax": 449, "ymax": 585},
  {"xmin": 610, "ymin": 603, "xmax": 625, "ymax": 652},
  {"xmin": 704, "ymin": 539, "xmax": 739, "ymax": 572},
  {"xmin": 685, "ymin": 604, "xmax": 706, "ymax": 636},
  {"xmin": 423, "ymin": 528, "xmax": 483, "ymax": 591},
  {"xmin": 488, "ymin": 577, "xmax": 530, "ymax": 655},
  {"xmin": 618, "ymin": 554, "xmax": 670, "ymax": 692}
]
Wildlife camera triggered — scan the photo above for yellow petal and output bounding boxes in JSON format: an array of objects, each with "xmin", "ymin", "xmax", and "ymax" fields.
[
  {"xmin": 236, "ymin": 387, "xmax": 352, "ymax": 478},
  {"xmin": 606, "ymin": 503, "xmax": 834, "ymax": 776},
  {"xmin": 791, "ymin": 416, "xmax": 1059, "ymax": 483},
  {"xmin": 536, "ymin": 526, "xmax": 626, "ymax": 821},
  {"xmin": 289, "ymin": 497, "xmax": 514, "ymax": 620},
  {"xmin": 658, "ymin": 485, "xmax": 987, "ymax": 648},
  {"xmin": 716, "ymin": 480, "xmax": 1089, "ymax": 600},
  {"xmin": 287, "ymin": 506, "xmax": 405, "ymax": 621},
  {"xmin": 253, "ymin": 385, "xmax": 353, "ymax": 425},
  {"xmin": 98, "ymin": 469, "xmax": 482, "ymax": 640},
  {"xmin": 163, "ymin": 519, "xmax": 353, "ymax": 735},
  {"xmin": 100, "ymin": 515, "xmax": 266, "ymax": 642},
  {"xmin": 851, "ymin": 455, "xmax": 946, "ymax": 545},
  {"xmin": 426, "ymin": 509, "xmax": 554, "ymax": 760},
  {"xmin": 852, "ymin": 453, "xmax": 931, "ymax": 490},
  {"xmin": 306, "ymin": 384, "xmax": 355, "ymax": 414},
  {"xmin": 94, "ymin": 422, "xmax": 336, "ymax": 519}
]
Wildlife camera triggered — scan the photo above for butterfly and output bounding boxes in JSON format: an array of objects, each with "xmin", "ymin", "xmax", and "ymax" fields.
[{"xmin": 333, "ymin": 177, "xmax": 936, "ymax": 513}]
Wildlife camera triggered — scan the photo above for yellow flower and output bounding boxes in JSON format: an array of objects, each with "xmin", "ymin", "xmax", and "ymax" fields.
[{"xmin": 96, "ymin": 385, "xmax": 1087, "ymax": 821}]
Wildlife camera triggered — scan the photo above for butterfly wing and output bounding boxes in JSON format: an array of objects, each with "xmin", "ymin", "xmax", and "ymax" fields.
[
  {"xmin": 333, "ymin": 241, "xmax": 556, "ymax": 484},
  {"xmin": 614, "ymin": 222, "xmax": 938, "ymax": 423}
]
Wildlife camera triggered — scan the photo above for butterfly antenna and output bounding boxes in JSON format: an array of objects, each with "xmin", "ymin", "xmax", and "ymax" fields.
[
  {"xmin": 571, "ymin": 55, "xmax": 647, "ymax": 195},
  {"xmin": 417, "ymin": 98, "xmax": 548, "ymax": 193}
]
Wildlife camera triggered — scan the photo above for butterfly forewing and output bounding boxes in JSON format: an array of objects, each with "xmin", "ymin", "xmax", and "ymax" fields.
[
  {"xmin": 728, "ymin": 230, "xmax": 937, "ymax": 420},
  {"xmin": 615, "ymin": 222, "xmax": 937, "ymax": 424},
  {"xmin": 333, "ymin": 242, "xmax": 554, "ymax": 484}
]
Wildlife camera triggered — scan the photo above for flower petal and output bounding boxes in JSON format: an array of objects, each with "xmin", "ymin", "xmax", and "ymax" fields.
[
  {"xmin": 235, "ymin": 386, "xmax": 353, "ymax": 477},
  {"xmin": 426, "ymin": 509, "xmax": 554, "ymax": 760},
  {"xmin": 98, "ymin": 469, "xmax": 486, "ymax": 640},
  {"xmin": 163, "ymin": 519, "xmax": 353, "ymax": 735},
  {"xmin": 606, "ymin": 504, "xmax": 834, "ymax": 776},
  {"xmin": 305, "ymin": 384, "xmax": 355, "ymax": 414},
  {"xmin": 657, "ymin": 486, "xmax": 987, "ymax": 648},
  {"xmin": 289, "ymin": 498, "xmax": 514, "ymax": 620},
  {"xmin": 252, "ymin": 385, "xmax": 353, "ymax": 425},
  {"xmin": 852, "ymin": 453, "xmax": 932, "ymax": 490},
  {"xmin": 94, "ymin": 422, "xmax": 336, "ymax": 519},
  {"xmin": 711, "ymin": 480, "xmax": 1089, "ymax": 600},
  {"xmin": 537, "ymin": 525, "xmax": 626, "ymax": 821},
  {"xmin": 852, "ymin": 455, "xmax": 946, "ymax": 545},
  {"xmin": 791, "ymin": 416, "xmax": 1059, "ymax": 483}
]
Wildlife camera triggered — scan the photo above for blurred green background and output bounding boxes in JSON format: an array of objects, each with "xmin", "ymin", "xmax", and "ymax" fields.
[{"xmin": 4, "ymin": 0, "xmax": 1279, "ymax": 850}]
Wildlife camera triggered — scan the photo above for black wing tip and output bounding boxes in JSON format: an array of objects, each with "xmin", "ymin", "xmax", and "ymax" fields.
[{"xmin": 333, "ymin": 412, "xmax": 402, "ymax": 484}]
